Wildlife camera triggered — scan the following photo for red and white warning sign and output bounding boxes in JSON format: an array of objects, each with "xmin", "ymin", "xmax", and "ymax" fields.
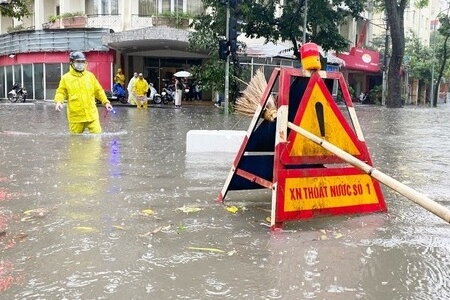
[{"xmin": 219, "ymin": 67, "xmax": 386, "ymax": 229}]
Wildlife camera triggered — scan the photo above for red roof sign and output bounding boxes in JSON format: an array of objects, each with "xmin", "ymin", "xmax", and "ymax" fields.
[{"xmin": 338, "ymin": 47, "xmax": 380, "ymax": 73}]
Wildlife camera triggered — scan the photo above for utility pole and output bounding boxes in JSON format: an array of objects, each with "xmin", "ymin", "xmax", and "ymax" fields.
[
  {"xmin": 224, "ymin": 3, "xmax": 230, "ymax": 115},
  {"xmin": 382, "ymin": 18, "xmax": 390, "ymax": 106},
  {"xmin": 302, "ymin": 0, "xmax": 308, "ymax": 44}
]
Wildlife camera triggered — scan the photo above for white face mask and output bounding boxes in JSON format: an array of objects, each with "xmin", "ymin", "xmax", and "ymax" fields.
[{"xmin": 73, "ymin": 61, "xmax": 86, "ymax": 72}]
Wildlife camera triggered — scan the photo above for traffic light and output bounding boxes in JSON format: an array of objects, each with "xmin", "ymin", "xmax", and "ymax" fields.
[
  {"xmin": 228, "ymin": 16, "xmax": 241, "ymax": 54},
  {"xmin": 218, "ymin": 39, "xmax": 230, "ymax": 60}
]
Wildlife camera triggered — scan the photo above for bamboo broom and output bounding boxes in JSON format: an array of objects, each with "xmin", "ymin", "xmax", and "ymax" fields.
[{"xmin": 234, "ymin": 69, "xmax": 278, "ymax": 121}]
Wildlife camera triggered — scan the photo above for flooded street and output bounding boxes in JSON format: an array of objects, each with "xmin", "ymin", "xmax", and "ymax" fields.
[{"xmin": 0, "ymin": 102, "xmax": 449, "ymax": 299}]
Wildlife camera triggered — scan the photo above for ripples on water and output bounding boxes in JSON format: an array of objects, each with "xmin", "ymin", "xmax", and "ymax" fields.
[{"xmin": 1, "ymin": 103, "xmax": 450, "ymax": 299}]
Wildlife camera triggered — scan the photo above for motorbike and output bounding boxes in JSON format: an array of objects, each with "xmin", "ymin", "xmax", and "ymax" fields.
[
  {"xmin": 8, "ymin": 83, "xmax": 27, "ymax": 103},
  {"xmin": 161, "ymin": 83, "xmax": 175, "ymax": 104},
  {"xmin": 148, "ymin": 83, "xmax": 162, "ymax": 104},
  {"xmin": 112, "ymin": 83, "xmax": 128, "ymax": 104}
]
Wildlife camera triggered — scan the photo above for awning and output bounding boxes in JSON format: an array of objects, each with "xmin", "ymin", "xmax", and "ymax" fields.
[{"xmin": 337, "ymin": 47, "xmax": 381, "ymax": 73}]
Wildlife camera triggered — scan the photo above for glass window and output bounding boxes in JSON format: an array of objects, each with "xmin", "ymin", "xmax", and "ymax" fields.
[
  {"xmin": 86, "ymin": 0, "xmax": 118, "ymax": 15},
  {"xmin": 5, "ymin": 66, "xmax": 13, "ymax": 91},
  {"xmin": 111, "ymin": 0, "xmax": 118, "ymax": 14},
  {"xmin": 46, "ymin": 63, "xmax": 62, "ymax": 101},
  {"xmin": 174, "ymin": 0, "xmax": 183, "ymax": 13},
  {"xmin": 13, "ymin": 65, "xmax": 21, "ymax": 85},
  {"xmin": 85, "ymin": 0, "xmax": 99, "ymax": 15},
  {"xmin": 34, "ymin": 64, "xmax": 44, "ymax": 100},
  {"xmin": 187, "ymin": 0, "xmax": 203, "ymax": 15},
  {"xmin": 139, "ymin": 0, "xmax": 157, "ymax": 16},
  {"xmin": 162, "ymin": 0, "xmax": 171, "ymax": 13},
  {"xmin": 23, "ymin": 64, "xmax": 33, "ymax": 99},
  {"xmin": 0, "ymin": 67, "xmax": 5, "ymax": 99}
]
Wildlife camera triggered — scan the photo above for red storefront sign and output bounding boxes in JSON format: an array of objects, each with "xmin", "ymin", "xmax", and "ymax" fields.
[{"xmin": 338, "ymin": 47, "xmax": 380, "ymax": 73}]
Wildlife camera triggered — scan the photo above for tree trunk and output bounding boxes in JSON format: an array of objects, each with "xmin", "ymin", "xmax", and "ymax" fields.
[
  {"xmin": 384, "ymin": 0, "xmax": 407, "ymax": 108},
  {"xmin": 433, "ymin": 35, "xmax": 449, "ymax": 107}
]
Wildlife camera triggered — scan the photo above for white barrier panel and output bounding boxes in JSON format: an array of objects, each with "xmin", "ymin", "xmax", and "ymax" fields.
[{"xmin": 186, "ymin": 130, "xmax": 246, "ymax": 153}]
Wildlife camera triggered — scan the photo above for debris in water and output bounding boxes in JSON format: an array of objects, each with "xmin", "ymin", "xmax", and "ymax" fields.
[
  {"xmin": 73, "ymin": 226, "xmax": 96, "ymax": 233},
  {"xmin": 225, "ymin": 205, "xmax": 239, "ymax": 214},
  {"xmin": 187, "ymin": 247, "xmax": 225, "ymax": 253},
  {"xmin": 176, "ymin": 206, "xmax": 203, "ymax": 213},
  {"xmin": 141, "ymin": 209, "xmax": 154, "ymax": 216}
]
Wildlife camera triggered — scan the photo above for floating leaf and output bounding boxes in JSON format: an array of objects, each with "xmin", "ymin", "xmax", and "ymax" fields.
[
  {"xmin": 227, "ymin": 250, "xmax": 237, "ymax": 256},
  {"xmin": 187, "ymin": 247, "xmax": 225, "ymax": 253},
  {"xmin": 334, "ymin": 233, "xmax": 343, "ymax": 239},
  {"xmin": 142, "ymin": 209, "xmax": 154, "ymax": 216},
  {"xmin": 23, "ymin": 208, "xmax": 48, "ymax": 217},
  {"xmin": 226, "ymin": 206, "xmax": 239, "ymax": 214},
  {"xmin": 177, "ymin": 225, "xmax": 187, "ymax": 232},
  {"xmin": 73, "ymin": 226, "xmax": 96, "ymax": 233},
  {"xmin": 113, "ymin": 225, "xmax": 125, "ymax": 230},
  {"xmin": 177, "ymin": 206, "xmax": 202, "ymax": 213},
  {"xmin": 265, "ymin": 216, "xmax": 271, "ymax": 223},
  {"xmin": 320, "ymin": 235, "xmax": 328, "ymax": 240}
]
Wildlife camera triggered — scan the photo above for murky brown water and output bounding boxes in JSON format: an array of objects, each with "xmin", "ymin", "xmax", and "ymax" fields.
[{"xmin": 0, "ymin": 102, "xmax": 449, "ymax": 299}]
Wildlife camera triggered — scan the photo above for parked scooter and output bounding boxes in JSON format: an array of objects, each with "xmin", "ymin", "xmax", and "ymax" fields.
[
  {"xmin": 8, "ymin": 83, "xmax": 27, "ymax": 103},
  {"xmin": 112, "ymin": 83, "xmax": 128, "ymax": 104},
  {"xmin": 148, "ymin": 83, "xmax": 162, "ymax": 104},
  {"xmin": 161, "ymin": 83, "xmax": 175, "ymax": 104}
]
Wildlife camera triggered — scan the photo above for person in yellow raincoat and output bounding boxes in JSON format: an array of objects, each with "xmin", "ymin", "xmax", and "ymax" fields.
[
  {"xmin": 133, "ymin": 73, "xmax": 149, "ymax": 109},
  {"xmin": 54, "ymin": 51, "xmax": 113, "ymax": 134},
  {"xmin": 114, "ymin": 68, "xmax": 125, "ymax": 87}
]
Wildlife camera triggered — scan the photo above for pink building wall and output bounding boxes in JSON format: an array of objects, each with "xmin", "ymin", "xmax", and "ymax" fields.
[{"xmin": 0, "ymin": 51, "xmax": 114, "ymax": 90}]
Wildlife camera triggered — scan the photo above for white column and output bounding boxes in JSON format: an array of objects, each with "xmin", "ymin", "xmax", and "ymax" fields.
[
  {"xmin": 122, "ymin": 0, "xmax": 131, "ymax": 31},
  {"xmin": 34, "ymin": 0, "xmax": 45, "ymax": 30},
  {"xmin": 59, "ymin": 0, "xmax": 69, "ymax": 14}
]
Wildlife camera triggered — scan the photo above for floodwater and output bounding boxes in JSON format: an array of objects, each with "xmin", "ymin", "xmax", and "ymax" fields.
[{"xmin": 0, "ymin": 101, "xmax": 449, "ymax": 299}]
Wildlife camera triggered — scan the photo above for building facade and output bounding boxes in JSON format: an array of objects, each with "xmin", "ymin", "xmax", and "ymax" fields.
[{"xmin": 0, "ymin": 0, "xmax": 206, "ymax": 101}]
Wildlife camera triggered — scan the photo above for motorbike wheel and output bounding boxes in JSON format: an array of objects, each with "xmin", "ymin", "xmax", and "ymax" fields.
[
  {"xmin": 8, "ymin": 94, "xmax": 18, "ymax": 103},
  {"xmin": 119, "ymin": 96, "xmax": 128, "ymax": 104},
  {"xmin": 20, "ymin": 94, "xmax": 26, "ymax": 103},
  {"xmin": 162, "ymin": 95, "xmax": 168, "ymax": 104},
  {"xmin": 153, "ymin": 95, "xmax": 162, "ymax": 104}
]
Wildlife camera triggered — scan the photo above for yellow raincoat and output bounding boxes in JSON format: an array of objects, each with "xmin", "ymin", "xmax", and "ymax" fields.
[
  {"xmin": 114, "ymin": 70, "xmax": 125, "ymax": 86},
  {"xmin": 133, "ymin": 78, "xmax": 149, "ymax": 96},
  {"xmin": 54, "ymin": 66, "xmax": 110, "ymax": 124}
]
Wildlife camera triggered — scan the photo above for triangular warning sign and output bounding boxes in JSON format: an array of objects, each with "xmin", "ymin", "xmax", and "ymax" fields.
[
  {"xmin": 219, "ymin": 67, "xmax": 386, "ymax": 229},
  {"xmin": 282, "ymin": 72, "xmax": 368, "ymax": 165}
]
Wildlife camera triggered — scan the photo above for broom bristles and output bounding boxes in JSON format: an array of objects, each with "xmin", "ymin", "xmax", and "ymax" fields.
[{"xmin": 234, "ymin": 69, "xmax": 277, "ymax": 121}]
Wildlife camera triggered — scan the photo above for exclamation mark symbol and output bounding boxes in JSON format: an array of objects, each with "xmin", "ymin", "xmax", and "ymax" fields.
[{"xmin": 315, "ymin": 102, "xmax": 325, "ymax": 137}]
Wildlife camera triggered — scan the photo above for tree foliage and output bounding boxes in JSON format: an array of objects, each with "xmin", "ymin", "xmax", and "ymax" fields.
[
  {"xmin": 239, "ymin": 0, "xmax": 365, "ymax": 56},
  {"xmin": 404, "ymin": 33, "xmax": 432, "ymax": 83},
  {"xmin": 432, "ymin": 13, "xmax": 450, "ymax": 106},
  {"xmin": 0, "ymin": 0, "xmax": 31, "ymax": 20},
  {"xmin": 189, "ymin": 0, "xmax": 366, "ymax": 100}
]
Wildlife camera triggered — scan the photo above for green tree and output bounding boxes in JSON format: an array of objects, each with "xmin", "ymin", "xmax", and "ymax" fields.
[
  {"xmin": 404, "ymin": 33, "xmax": 432, "ymax": 104},
  {"xmin": 240, "ymin": 0, "xmax": 365, "ymax": 57},
  {"xmin": 405, "ymin": 34, "xmax": 432, "ymax": 84},
  {"xmin": 189, "ymin": 0, "xmax": 366, "ymax": 101},
  {"xmin": 0, "ymin": 0, "xmax": 31, "ymax": 19},
  {"xmin": 189, "ymin": 4, "xmax": 242, "ymax": 102},
  {"xmin": 382, "ymin": 0, "xmax": 428, "ymax": 108},
  {"xmin": 433, "ymin": 14, "xmax": 450, "ymax": 107}
]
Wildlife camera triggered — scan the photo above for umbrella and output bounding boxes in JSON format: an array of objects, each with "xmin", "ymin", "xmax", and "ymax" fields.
[{"xmin": 174, "ymin": 71, "xmax": 192, "ymax": 78}]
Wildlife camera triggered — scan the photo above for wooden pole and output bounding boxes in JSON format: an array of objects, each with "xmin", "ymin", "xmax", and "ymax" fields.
[{"xmin": 287, "ymin": 122, "xmax": 450, "ymax": 224}]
